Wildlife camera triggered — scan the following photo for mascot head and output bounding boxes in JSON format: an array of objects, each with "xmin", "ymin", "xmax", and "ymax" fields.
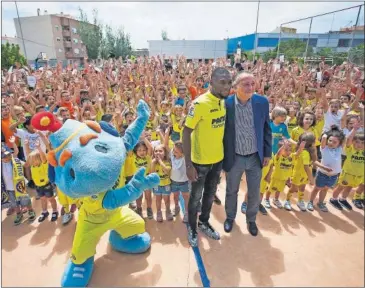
[{"xmin": 32, "ymin": 112, "xmax": 126, "ymax": 198}]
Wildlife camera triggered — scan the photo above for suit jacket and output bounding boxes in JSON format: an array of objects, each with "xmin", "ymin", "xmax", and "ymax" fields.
[{"xmin": 223, "ymin": 94, "xmax": 272, "ymax": 172}]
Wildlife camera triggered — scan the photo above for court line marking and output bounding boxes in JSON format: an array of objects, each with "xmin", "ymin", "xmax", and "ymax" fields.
[{"xmin": 179, "ymin": 194, "xmax": 211, "ymax": 288}]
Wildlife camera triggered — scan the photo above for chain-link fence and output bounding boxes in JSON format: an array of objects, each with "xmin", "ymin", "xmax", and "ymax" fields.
[{"xmin": 276, "ymin": 4, "xmax": 364, "ymax": 65}]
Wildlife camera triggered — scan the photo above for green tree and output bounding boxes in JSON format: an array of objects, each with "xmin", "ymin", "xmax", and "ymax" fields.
[
  {"xmin": 276, "ymin": 39, "xmax": 314, "ymax": 61},
  {"xmin": 161, "ymin": 30, "xmax": 169, "ymax": 41},
  {"xmin": 78, "ymin": 8, "xmax": 103, "ymax": 59},
  {"xmin": 348, "ymin": 43, "xmax": 364, "ymax": 66},
  {"xmin": 1, "ymin": 42, "xmax": 27, "ymax": 69},
  {"xmin": 100, "ymin": 24, "xmax": 132, "ymax": 59}
]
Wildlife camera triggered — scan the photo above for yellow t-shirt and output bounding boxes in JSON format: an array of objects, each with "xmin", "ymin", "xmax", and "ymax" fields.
[
  {"xmin": 185, "ymin": 92, "xmax": 225, "ymax": 164},
  {"xmin": 124, "ymin": 152, "xmax": 136, "ymax": 177},
  {"xmin": 290, "ymin": 126, "xmax": 320, "ymax": 146},
  {"xmin": 135, "ymin": 155, "xmax": 151, "ymax": 174},
  {"xmin": 146, "ymin": 119, "xmax": 158, "ymax": 141},
  {"xmin": 171, "ymin": 114, "xmax": 183, "ymax": 133},
  {"xmin": 286, "ymin": 117, "xmax": 297, "ymax": 134},
  {"xmin": 31, "ymin": 162, "xmax": 49, "ymax": 187},
  {"xmin": 343, "ymin": 146, "xmax": 364, "ymax": 177},
  {"xmin": 314, "ymin": 119, "xmax": 324, "ymax": 144},
  {"xmin": 292, "ymin": 150, "xmax": 311, "ymax": 179},
  {"xmin": 155, "ymin": 160, "xmax": 171, "ymax": 186},
  {"xmin": 272, "ymin": 153, "xmax": 295, "ymax": 181}
]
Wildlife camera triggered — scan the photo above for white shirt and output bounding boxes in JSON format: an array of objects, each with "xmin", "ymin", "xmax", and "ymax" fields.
[
  {"xmin": 170, "ymin": 150, "xmax": 188, "ymax": 182},
  {"xmin": 319, "ymin": 146, "xmax": 343, "ymax": 176},
  {"xmin": 14, "ymin": 129, "xmax": 47, "ymax": 160},
  {"xmin": 323, "ymin": 109, "xmax": 348, "ymax": 132},
  {"xmin": 2, "ymin": 162, "xmax": 14, "ymax": 190}
]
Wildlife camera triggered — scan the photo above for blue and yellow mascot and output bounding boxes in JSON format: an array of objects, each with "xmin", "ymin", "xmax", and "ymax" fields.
[{"xmin": 32, "ymin": 100, "xmax": 160, "ymax": 287}]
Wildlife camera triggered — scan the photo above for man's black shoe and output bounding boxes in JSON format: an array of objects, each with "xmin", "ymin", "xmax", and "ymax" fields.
[
  {"xmin": 224, "ymin": 219, "xmax": 234, "ymax": 233},
  {"xmin": 213, "ymin": 195, "xmax": 222, "ymax": 205},
  {"xmin": 247, "ymin": 222, "xmax": 258, "ymax": 236}
]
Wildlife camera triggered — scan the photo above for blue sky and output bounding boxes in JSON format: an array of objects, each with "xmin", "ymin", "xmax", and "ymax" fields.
[{"xmin": 2, "ymin": 2, "xmax": 364, "ymax": 49}]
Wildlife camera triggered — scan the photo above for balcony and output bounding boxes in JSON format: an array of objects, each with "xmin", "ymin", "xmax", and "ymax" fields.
[
  {"xmin": 64, "ymin": 41, "xmax": 72, "ymax": 48},
  {"xmin": 60, "ymin": 17, "xmax": 70, "ymax": 27},
  {"xmin": 62, "ymin": 30, "xmax": 71, "ymax": 37}
]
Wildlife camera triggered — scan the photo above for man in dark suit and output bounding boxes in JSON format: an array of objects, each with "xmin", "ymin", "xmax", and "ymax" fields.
[{"xmin": 223, "ymin": 72, "xmax": 272, "ymax": 236}]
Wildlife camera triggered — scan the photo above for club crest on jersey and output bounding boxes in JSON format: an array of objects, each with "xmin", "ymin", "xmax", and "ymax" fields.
[{"xmin": 188, "ymin": 106, "xmax": 195, "ymax": 117}]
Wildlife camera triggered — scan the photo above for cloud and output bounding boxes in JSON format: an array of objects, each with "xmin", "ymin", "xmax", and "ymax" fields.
[{"xmin": 1, "ymin": 1, "xmax": 363, "ymax": 49}]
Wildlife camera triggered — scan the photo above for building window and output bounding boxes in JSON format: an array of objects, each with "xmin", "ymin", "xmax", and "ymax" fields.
[
  {"xmin": 56, "ymin": 37, "xmax": 61, "ymax": 42},
  {"xmin": 338, "ymin": 39, "xmax": 350, "ymax": 47},
  {"xmin": 74, "ymin": 48, "xmax": 80, "ymax": 54},
  {"xmin": 55, "ymin": 25, "xmax": 59, "ymax": 31},
  {"xmin": 73, "ymin": 38, "xmax": 78, "ymax": 44},
  {"xmin": 71, "ymin": 27, "xmax": 77, "ymax": 34}
]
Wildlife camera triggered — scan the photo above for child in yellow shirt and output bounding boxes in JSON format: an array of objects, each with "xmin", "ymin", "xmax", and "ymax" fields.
[
  {"xmin": 25, "ymin": 139, "xmax": 58, "ymax": 222},
  {"xmin": 265, "ymin": 140, "xmax": 305, "ymax": 209},
  {"xmin": 330, "ymin": 124, "xmax": 364, "ymax": 210},
  {"xmin": 151, "ymin": 144, "xmax": 172, "ymax": 222},
  {"xmin": 285, "ymin": 132, "xmax": 316, "ymax": 211}
]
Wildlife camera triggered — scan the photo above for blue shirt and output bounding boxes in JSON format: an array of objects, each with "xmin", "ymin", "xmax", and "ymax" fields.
[
  {"xmin": 175, "ymin": 97, "xmax": 184, "ymax": 106},
  {"xmin": 270, "ymin": 121, "xmax": 290, "ymax": 154}
]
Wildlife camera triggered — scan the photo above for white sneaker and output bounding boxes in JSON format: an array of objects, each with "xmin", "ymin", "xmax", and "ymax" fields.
[
  {"xmin": 264, "ymin": 199, "xmax": 271, "ymax": 209},
  {"xmin": 273, "ymin": 199, "xmax": 283, "ymax": 209},
  {"xmin": 284, "ymin": 201, "xmax": 292, "ymax": 211},
  {"xmin": 62, "ymin": 213, "xmax": 73, "ymax": 225},
  {"xmin": 297, "ymin": 200, "xmax": 306, "ymax": 212}
]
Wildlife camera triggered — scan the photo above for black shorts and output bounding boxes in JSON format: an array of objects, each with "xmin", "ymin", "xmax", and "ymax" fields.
[{"xmin": 36, "ymin": 183, "xmax": 55, "ymax": 198}]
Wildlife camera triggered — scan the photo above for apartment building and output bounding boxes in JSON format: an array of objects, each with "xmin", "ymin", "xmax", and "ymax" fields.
[{"xmin": 14, "ymin": 10, "xmax": 90, "ymax": 64}]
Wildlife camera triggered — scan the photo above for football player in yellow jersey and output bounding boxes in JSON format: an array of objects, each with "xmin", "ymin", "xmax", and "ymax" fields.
[
  {"xmin": 330, "ymin": 124, "xmax": 364, "ymax": 210},
  {"xmin": 183, "ymin": 67, "xmax": 232, "ymax": 247}
]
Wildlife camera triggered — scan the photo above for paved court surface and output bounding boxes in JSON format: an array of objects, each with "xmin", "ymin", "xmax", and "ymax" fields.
[{"xmin": 2, "ymin": 177, "xmax": 364, "ymax": 287}]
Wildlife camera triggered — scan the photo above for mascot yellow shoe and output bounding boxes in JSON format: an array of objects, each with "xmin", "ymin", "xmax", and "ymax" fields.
[{"xmin": 32, "ymin": 100, "xmax": 160, "ymax": 287}]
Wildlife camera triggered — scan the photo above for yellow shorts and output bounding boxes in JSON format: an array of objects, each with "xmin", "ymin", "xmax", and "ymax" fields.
[
  {"xmin": 260, "ymin": 178, "xmax": 268, "ymax": 194},
  {"xmin": 338, "ymin": 172, "xmax": 364, "ymax": 188},
  {"xmin": 57, "ymin": 189, "xmax": 82, "ymax": 208},
  {"xmin": 268, "ymin": 178, "xmax": 287, "ymax": 193},
  {"xmin": 70, "ymin": 206, "xmax": 145, "ymax": 265},
  {"xmin": 291, "ymin": 174, "xmax": 308, "ymax": 186}
]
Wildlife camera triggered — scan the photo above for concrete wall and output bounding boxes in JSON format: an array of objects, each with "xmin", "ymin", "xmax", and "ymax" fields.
[
  {"xmin": 148, "ymin": 40, "xmax": 227, "ymax": 59},
  {"xmin": 14, "ymin": 15, "xmax": 55, "ymax": 60}
]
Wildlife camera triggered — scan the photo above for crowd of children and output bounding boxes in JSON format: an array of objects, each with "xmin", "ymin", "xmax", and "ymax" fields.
[{"xmin": 1, "ymin": 56, "xmax": 364, "ymax": 230}]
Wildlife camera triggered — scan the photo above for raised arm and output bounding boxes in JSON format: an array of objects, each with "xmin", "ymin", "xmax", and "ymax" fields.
[{"xmin": 122, "ymin": 100, "xmax": 150, "ymax": 151}]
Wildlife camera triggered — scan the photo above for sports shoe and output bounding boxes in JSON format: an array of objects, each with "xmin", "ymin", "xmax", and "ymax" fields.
[
  {"xmin": 264, "ymin": 199, "xmax": 271, "ymax": 209},
  {"xmin": 173, "ymin": 206, "xmax": 180, "ymax": 216},
  {"xmin": 198, "ymin": 221, "xmax": 220, "ymax": 240},
  {"xmin": 28, "ymin": 210, "xmax": 36, "ymax": 221},
  {"xmin": 147, "ymin": 207, "xmax": 153, "ymax": 219},
  {"xmin": 307, "ymin": 201, "xmax": 314, "ymax": 211},
  {"xmin": 187, "ymin": 226, "xmax": 198, "ymax": 247},
  {"xmin": 339, "ymin": 199, "xmax": 352, "ymax": 210},
  {"xmin": 273, "ymin": 199, "xmax": 283, "ymax": 209},
  {"xmin": 14, "ymin": 213, "xmax": 23, "ymax": 225},
  {"xmin": 284, "ymin": 200, "xmax": 292, "ymax": 211},
  {"xmin": 62, "ymin": 213, "xmax": 73, "ymax": 225},
  {"xmin": 353, "ymin": 199, "xmax": 364, "ymax": 210},
  {"xmin": 297, "ymin": 200, "xmax": 306, "ymax": 212},
  {"xmin": 129, "ymin": 201, "xmax": 137, "ymax": 210},
  {"xmin": 166, "ymin": 209, "xmax": 174, "ymax": 221},
  {"xmin": 241, "ymin": 202, "xmax": 247, "ymax": 214},
  {"xmin": 51, "ymin": 211, "xmax": 59, "ymax": 222},
  {"xmin": 329, "ymin": 198, "xmax": 343, "ymax": 210},
  {"xmin": 38, "ymin": 211, "xmax": 49, "ymax": 222},
  {"xmin": 156, "ymin": 211, "xmax": 163, "ymax": 222},
  {"xmin": 317, "ymin": 202, "xmax": 328, "ymax": 212},
  {"xmin": 259, "ymin": 204, "xmax": 268, "ymax": 215}
]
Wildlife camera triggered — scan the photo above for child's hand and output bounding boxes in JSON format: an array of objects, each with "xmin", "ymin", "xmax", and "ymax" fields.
[
  {"xmin": 322, "ymin": 166, "xmax": 333, "ymax": 173},
  {"xmin": 299, "ymin": 140, "xmax": 306, "ymax": 150},
  {"xmin": 309, "ymin": 178, "xmax": 315, "ymax": 186},
  {"xmin": 9, "ymin": 136, "xmax": 16, "ymax": 144}
]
